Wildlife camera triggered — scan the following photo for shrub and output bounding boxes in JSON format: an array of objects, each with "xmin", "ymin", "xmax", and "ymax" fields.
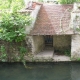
[
  {"xmin": 58, "ymin": 0, "xmax": 80, "ymax": 4},
  {"xmin": 0, "ymin": 12, "xmax": 31, "ymax": 42}
]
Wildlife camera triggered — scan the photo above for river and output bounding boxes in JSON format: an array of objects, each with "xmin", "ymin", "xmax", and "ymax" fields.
[{"xmin": 0, "ymin": 62, "xmax": 80, "ymax": 80}]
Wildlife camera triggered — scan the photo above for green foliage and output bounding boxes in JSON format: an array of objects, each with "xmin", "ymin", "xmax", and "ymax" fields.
[
  {"xmin": 0, "ymin": 12, "xmax": 31, "ymax": 42},
  {"xmin": 64, "ymin": 49, "xmax": 71, "ymax": 56},
  {"xmin": 0, "ymin": 46, "xmax": 7, "ymax": 62},
  {"xmin": 38, "ymin": 0, "xmax": 43, "ymax": 2},
  {"xmin": 13, "ymin": 46, "xmax": 27, "ymax": 61},
  {"xmin": 0, "ymin": 0, "xmax": 31, "ymax": 63},
  {"xmin": 58, "ymin": 0, "xmax": 80, "ymax": 4},
  {"xmin": 19, "ymin": 46, "xmax": 27, "ymax": 54},
  {"xmin": 0, "ymin": 0, "xmax": 24, "ymax": 10},
  {"xmin": 76, "ymin": 58, "xmax": 80, "ymax": 61},
  {"xmin": 0, "ymin": 0, "xmax": 32, "ymax": 42},
  {"xmin": 19, "ymin": 46, "xmax": 27, "ymax": 60}
]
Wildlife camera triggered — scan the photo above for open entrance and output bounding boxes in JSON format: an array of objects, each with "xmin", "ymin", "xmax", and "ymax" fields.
[
  {"xmin": 33, "ymin": 35, "xmax": 71, "ymax": 61},
  {"xmin": 33, "ymin": 35, "xmax": 53, "ymax": 60},
  {"xmin": 44, "ymin": 35, "xmax": 53, "ymax": 47}
]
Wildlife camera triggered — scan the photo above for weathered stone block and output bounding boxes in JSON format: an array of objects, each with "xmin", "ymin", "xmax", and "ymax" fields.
[{"xmin": 71, "ymin": 35, "xmax": 80, "ymax": 60}]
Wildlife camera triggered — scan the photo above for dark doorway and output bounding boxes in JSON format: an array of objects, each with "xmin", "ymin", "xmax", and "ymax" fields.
[{"xmin": 44, "ymin": 35, "xmax": 53, "ymax": 47}]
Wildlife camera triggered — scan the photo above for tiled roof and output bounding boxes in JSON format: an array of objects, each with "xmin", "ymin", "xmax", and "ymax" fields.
[{"xmin": 30, "ymin": 4, "xmax": 74, "ymax": 35}]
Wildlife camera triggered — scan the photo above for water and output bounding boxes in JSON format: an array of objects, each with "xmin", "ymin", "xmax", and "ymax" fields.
[{"xmin": 0, "ymin": 62, "xmax": 80, "ymax": 80}]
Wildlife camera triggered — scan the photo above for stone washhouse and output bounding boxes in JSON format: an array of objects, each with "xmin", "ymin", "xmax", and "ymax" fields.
[{"xmin": 25, "ymin": 2, "xmax": 80, "ymax": 61}]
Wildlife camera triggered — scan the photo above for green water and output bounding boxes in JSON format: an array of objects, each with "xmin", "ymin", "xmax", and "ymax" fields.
[{"xmin": 0, "ymin": 62, "xmax": 80, "ymax": 80}]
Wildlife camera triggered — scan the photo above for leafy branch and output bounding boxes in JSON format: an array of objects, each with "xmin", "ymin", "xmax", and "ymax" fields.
[{"xmin": 0, "ymin": 12, "xmax": 32, "ymax": 42}]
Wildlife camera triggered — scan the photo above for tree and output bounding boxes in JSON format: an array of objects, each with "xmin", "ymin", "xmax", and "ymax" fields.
[
  {"xmin": 58, "ymin": 0, "xmax": 80, "ymax": 4},
  {"xmin": 0, "ymin": 0, "xmax": 31, "ymax": 42},
  {"xmin": 0, "ymin": 0, "xmax": 24, "ymax": 10}
]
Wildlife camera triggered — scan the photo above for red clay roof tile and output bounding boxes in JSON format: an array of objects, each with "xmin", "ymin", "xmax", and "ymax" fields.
[{"xmin": 30, "ymin": 4, "xmax": 74, "ymax": 35}]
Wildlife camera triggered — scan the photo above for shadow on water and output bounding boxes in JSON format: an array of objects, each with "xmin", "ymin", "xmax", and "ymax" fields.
[{"xmin": 0, "ymin": 62, "xmax": 80, "ymax": 80}]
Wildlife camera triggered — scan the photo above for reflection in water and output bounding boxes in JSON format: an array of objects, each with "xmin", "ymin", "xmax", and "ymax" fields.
[
  {"xmin": 71, "ymin": 62, "xmax": 80, "ymax": 80},
  {"xmin": 0, "ymin": 62, "xmax": 80, "ymax": 80}
]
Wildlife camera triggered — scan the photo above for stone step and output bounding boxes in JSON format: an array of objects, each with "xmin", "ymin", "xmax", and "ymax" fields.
[{"xmin": 33, "ymin": 50, "xmax": 53, "ymax": 60}]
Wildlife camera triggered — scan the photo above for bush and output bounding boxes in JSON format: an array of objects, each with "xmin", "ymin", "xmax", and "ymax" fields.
[
  {"xmin": 0, "ymin": 0, "xmax": 24, "ymax": 10},
  {"xmin": 0, "ymin": 12, "xmax": 31, "ymax": 42},
  {"xmin": 0, "ymin": 0, "xmax": 32, "ymax": 63},
  {"xmin": 58, "ymin": 0, "xmax": 80, "ymax": 4}
]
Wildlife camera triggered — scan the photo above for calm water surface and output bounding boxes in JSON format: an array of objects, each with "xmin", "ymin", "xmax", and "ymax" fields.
[{"xmin": 0, "ymin": 62, "xmax": 80, "ymax": 80}]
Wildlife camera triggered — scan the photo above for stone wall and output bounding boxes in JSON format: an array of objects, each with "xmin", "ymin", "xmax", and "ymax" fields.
[
  {"xmin": 71, "ymin": 35, "xmax": 80, "ymax": 59},
  {"xmin": 0, "ymin": 40, "xmax": 27, "ymax": 62},
  {"xmin": 53, "ymin": 35, "xmax": 71, "ymax": 52},
  {"xmin": 70, "ymin": 3, "xmax": 80, "ymax": 34},
  {"xmin": 32, "ymin": 35, "xmax": 44, "ymax": 54}
]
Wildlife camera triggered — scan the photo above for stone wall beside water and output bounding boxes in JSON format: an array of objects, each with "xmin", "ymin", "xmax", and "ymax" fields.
[{"xmin": 71, "ymin": 34, "xmax": 80, "ymax": 59}]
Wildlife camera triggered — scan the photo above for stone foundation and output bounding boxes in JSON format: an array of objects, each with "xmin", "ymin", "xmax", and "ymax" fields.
[
  {"xmin": 0, "ymin": 40, "xmax": 27, "ymax": 62},
  {"xmin": 71, "ymin": 35, "xmax": 80, "ymax": 59}
]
